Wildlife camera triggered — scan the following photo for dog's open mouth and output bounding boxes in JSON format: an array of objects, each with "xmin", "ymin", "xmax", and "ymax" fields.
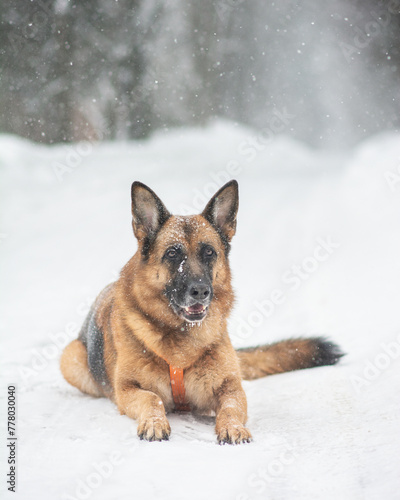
[
  {"xmin": 183, "ymin": 303, "xmax": 208, "ymax": 321},
  {"xmin": 173, "ymin": 302, "xmax": 208, "ymax": 322}
]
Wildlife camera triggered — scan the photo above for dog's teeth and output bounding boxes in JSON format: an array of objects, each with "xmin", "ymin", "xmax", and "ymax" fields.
[{"xmin": 184, "ymin": 305, "xmax": 206, "ymax": 314}]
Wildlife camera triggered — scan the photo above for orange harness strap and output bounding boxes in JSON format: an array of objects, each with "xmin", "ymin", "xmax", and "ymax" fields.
[
  {"xmin": 151, "ymin": 347, "xmax": 190, "ymax": 412},
  {"xmin": 169, "ymin": 366, "xmax": 190, "ymax": 412}
]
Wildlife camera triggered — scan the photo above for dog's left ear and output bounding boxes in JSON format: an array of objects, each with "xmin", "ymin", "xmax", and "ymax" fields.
[
  {"xmin": 131, "ymin": 182, "xmax": 170, "ymax": 241},
  {"xmin": 202, "ymin": 180, "xmax": 239, "ymax": 242}
]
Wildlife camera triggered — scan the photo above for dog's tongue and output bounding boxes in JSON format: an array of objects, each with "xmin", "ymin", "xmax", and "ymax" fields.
[{"xmin": 188, "ymin": 304, "xmax": 205, "ymax": 313}]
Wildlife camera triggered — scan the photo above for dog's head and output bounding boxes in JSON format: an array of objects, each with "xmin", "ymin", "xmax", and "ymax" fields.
[{"xmin": 130, "ymin": 180, "xmax": 238, "ymax": 325}]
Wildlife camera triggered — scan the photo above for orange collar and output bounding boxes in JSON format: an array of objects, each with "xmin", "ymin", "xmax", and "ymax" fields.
[{"xmin": 152, "ymin": 348, "xmax": 190, "ymax": 412}]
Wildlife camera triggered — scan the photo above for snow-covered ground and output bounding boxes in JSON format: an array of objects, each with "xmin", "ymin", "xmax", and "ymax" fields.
[{"xmin": 1, "ymin": 122, "xmax": 399, "ymax": 500}]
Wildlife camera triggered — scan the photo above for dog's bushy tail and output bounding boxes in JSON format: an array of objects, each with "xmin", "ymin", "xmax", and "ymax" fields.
[{"xmin": 236, "ymin": 337, "xmax": 344, "ymax": 381}]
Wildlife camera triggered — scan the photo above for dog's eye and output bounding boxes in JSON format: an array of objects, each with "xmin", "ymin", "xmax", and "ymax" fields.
[
  {"xmin": 204, "ymin": 246, "xmax": 215, "ymax": 258},
  {"xmin": 166, "ymin": 248, "xmax": 178, "ymax": 259}
]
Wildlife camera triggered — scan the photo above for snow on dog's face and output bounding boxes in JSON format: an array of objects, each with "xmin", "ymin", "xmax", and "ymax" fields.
[{"xmin": 130, "ymin": 181, "xmax": 238, "ymax": 325}]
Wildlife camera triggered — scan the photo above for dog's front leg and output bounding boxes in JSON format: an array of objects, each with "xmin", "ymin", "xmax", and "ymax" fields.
[
  {"xmin": 214, "ymin": 377, "xmax": 252, "ymax": 444},
  {"xmin": 115, "ymin": 381, "xmax": 171, "ymax": 441}
]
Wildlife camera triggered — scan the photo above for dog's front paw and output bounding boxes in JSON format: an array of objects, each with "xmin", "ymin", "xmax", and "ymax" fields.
[
  {"xmin": 217, "ymin": 423, "xmax": 252, "ymax": 445},
  {"xmin": 137, "ymin": 415, "xmax": 171, "ymax": 442}
]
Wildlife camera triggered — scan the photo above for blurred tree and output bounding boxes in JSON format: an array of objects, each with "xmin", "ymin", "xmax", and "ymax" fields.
[{"xmin": 0, "ymin": 0, "xmax": 399, "ymax": 146}]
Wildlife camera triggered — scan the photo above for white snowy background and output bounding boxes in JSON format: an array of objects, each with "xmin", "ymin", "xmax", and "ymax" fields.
[{"xmin": 1, "ymin": 122, "xmax": 400, "ymax": 499}]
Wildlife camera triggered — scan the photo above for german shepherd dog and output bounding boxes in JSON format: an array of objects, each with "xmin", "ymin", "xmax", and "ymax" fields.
[{"xmin": 61, "ymin": 180, "xmax": 343, "ymax": 444}]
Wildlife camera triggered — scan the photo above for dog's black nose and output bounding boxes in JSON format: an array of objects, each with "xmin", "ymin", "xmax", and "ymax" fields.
[{"xmin": 189, "ymin": 282, "xmax": 211, "ymax": 301}]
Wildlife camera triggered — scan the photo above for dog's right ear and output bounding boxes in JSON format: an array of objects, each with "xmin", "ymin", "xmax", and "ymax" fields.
[{"xmin": 131, "ymin": 182, "xmax": 170, "ymax": 242}]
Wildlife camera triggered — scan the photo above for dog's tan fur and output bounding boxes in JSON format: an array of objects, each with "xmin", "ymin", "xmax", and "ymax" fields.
[{"xmin": 61, "ymin": 180, "xmax": 343, "ymax": 444}]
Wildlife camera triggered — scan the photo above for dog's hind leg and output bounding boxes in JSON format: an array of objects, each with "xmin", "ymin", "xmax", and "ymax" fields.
[{"xmin": 60, "ymin": 339, "xmax": 103, "ymax": 397}]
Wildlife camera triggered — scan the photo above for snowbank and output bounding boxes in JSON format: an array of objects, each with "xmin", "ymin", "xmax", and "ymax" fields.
[{"xmin": 0, "ymin": 122, "xmax": 399, "ymax": 499}]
